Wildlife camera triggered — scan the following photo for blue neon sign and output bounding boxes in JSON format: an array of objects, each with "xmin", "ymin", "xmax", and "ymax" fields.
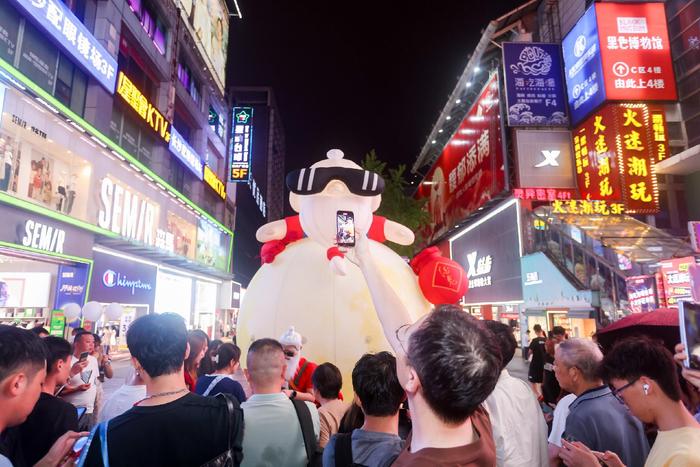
[
  {"xmin": 562, "ymin": 5, "xmax": 606, "ymax": 125},
  {"xmin": 9, "ymin": 0, "xmax": 118, "ymax": 93},
  {"xmin": 169, "ymin": 126, "xmax": 204, "ymax": 180}
]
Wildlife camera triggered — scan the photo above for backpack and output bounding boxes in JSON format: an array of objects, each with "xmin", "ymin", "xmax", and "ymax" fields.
[
  {"xmin": 334, "ymin": 432, "xmax": 399, "ymax": 467},
  {"xmin": 290, "ymin": 398, "xmax": 323, "ymax": 467}
]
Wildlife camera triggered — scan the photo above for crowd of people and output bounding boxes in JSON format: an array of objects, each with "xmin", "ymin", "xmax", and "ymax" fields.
[{"xmin": 1, "ymin": 232, "xmax": 700, "ymax": 466}]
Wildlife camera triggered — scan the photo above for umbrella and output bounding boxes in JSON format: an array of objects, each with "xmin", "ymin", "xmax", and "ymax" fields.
[{"xmin": 595, "ymin": 309, "xmax": 680, "ymax": 353}]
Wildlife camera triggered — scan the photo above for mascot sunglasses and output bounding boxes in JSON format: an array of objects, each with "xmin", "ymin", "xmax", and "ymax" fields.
[{"xmin": 286, "ymin": 167, "xmax": 385, "ymax": 196}]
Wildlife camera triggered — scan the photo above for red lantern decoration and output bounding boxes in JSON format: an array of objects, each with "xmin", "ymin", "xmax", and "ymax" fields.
[{"xmin": 410, "ymin": 247, "xmax": 468, "ymax": 305}]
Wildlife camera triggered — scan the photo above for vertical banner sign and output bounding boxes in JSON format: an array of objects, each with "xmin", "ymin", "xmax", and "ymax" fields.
[
  {"xmin": 49, "ymin": 310, "xmax": 65, "ymax": 336},
  {"xmin": 573, "ymin": 106, "xmax": 623, "ymax": 202},
  {"xmin": 8, "ymin": 0, "xmax": 118, "ymax": 93},
  {"xmin": 562, "ymin": 5, "xmax": 606, "ymax": 126},
  {"xmin": 659, "ymin": 257, "xmax": 695, "ymax": 308},
  {"xmin": 53, "ymin": 263, "xmax": 89, "ymax": 310},
  {"xmin": 625, "ymin": 275, "xmax": 657, "ymax": 313},
  {"xmin": 503, "ymin": 42, "xmax": 568, "ymax": 126},
  {"xmin": 230, "ymin": 107, "xmax": 253, "ymax": 182},
  {"xmin": 650, "ymin": 107, "xmax": 669, "ymax": 162},
  {"xmin": 415, "ymin": 74, "xmax": 505, "ymax": 242},
  {"xmin": 573, "ymin": 103, "xmax": 660, "ymax": 213},
  {"xmin": 595, "ymin": 2, "xmax": 677, "ymax": 101}
]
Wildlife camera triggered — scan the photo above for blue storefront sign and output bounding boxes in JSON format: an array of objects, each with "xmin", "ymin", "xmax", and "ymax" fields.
[
  {"xmin": 9, "ymin": 0, "xmax": 117, "ymax": 93},
  {"xmin": 53, "ymin": 263, "xmax": 89, "ymax": 310},
  {"xmin": 562, "ymin": 5, "xmax": 606, "ymax": 125},
  {"xmin": 503, "ymin": 42, "xmax": 568, "ymax": 126},
  {"xmin": 521, "ymin": 252, "xmax": 593, "ymax": 308},
  {"xmin": 89, "ymin": 250, "xmax": 156, "ymax": 309},
  {"xmin": 169, "ymin": 127, "xmax": 204, "ymax": 180}
]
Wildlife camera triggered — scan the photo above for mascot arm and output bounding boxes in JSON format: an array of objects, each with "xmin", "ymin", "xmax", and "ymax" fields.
[
  {"xmin": 256, "ymin": 220, "xmax": 288, "ymax": 242},
  {"xmin": 368, "ymin": 216, "xmax": 415, "ymax": 246},
  {"xmin": 354, "ymin": 233, "xmax": 412, "ymax": 357},
  {"xmin": 258, "ymin": 216, "xmax": 306, "ymax": 265},
  {"xmin": 383, "ymin": 219, "xmax": 415, "ymax": 246}
]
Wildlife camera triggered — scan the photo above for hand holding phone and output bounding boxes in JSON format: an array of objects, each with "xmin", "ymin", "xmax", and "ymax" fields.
[
  {"xmin": 679, "ymin": 301, "xmax": 700, "ymax": 369},
  {"xmin": 336, "ymin": 210, "xmax": 355, "ymax": 247},
  {"xmin": 79, "ymin": 351, "xmax": 89, "ymax": 362}
]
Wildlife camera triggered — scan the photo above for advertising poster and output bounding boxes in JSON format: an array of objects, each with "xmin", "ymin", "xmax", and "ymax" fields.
[
  {"xmin": 503, "ymin": 42, "xmax": 568, "ymax": 126},
  {"xmin": 415, "ymin": 74, "xmax": 505, "ymax": 242},
  {"xmin": 167, "ymin": 212, "xmax": 197, "ymax": 259},
  {"xmin": 49, "ymin": 310, "xmax": 65, "ymax": 337},
  {"xmin": 562, "ymin": 5, "xmax": 605, "ymax": 125},
  {"xmin": 53, "ymin": 263, "xmax": 89, "ymax": 310},
  {"xmin": 196, "ymin": 219, "xmax": 229, "ymax": 271},
  {"xmin": 625, "ymin": 275, "xmax": 657, "ymax": 313},
  {"xmin": 595, "ymin": 2, "xmax": 677, "ymax": 102},
  {"xmin": 659, "ymin": 257, "xmax": 696, "ymax": 308},
  {"xmin": 450, "ymin": 200, "xmax": 522, "ymax": 304},
  {"xmin": 176, "ymin": 0, "xmax": 229, "ymax": 93}
]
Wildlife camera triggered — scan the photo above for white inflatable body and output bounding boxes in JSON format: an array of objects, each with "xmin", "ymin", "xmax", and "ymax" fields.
[{"xmin": 238, "ymin": 238, "xmax": 431, "ymax": 394}]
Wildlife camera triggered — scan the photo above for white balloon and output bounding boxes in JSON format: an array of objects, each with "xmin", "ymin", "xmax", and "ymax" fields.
[
  {"xmin": 62, "ymin": 302, "xmax": 81, "ymax": 321},
  {"xmin": 105, "ymin": 302, "xmax": 123, "ymax": 321},
  {"xmin": 82, "ymin": 301, "xmax": 103, "ymax": 322}
]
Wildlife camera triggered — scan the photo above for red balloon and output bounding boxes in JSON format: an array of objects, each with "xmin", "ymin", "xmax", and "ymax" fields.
[{"xmin": 411, "ymin": 247, "xmax": 468, "ymax": 305}]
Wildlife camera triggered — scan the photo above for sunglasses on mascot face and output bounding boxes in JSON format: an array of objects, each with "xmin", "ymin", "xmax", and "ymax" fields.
[
  {"xmin": 286, "ymin": 167, "xmax": 385, "ymax": 196},
  {"xmin": 284, "ymin": 350, "xmax": 296, "ymax": 358}
]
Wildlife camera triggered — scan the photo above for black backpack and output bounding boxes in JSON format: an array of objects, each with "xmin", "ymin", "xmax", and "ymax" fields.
[{"xmin": 290, "ymin": 399, "xmax": 323, "ymax": 467}]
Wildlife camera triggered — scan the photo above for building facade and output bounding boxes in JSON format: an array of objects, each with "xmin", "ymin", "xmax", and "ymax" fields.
[{"xmin": 0, "ymin": 0, "xmax": 238, "ymax": 338}]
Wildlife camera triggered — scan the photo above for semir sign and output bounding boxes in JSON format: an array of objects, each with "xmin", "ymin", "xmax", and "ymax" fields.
[
  {"xmin": 98, "ymin": 177, "xmax": 159, "ymax": 245},
  {"xmin": 21, "ymin": 219, "xmax": 66, "ymax": 254}
]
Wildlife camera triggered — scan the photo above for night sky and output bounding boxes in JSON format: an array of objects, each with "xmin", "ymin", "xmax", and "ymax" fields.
[{"xmin": 229, "ymin": 1, "xmax": 523, "ymax": 173}]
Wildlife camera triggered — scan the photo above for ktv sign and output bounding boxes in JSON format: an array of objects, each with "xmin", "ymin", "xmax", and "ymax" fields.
[{"xmin": 563, "ymin": 2, "xmax": 677, "ymax": 125}]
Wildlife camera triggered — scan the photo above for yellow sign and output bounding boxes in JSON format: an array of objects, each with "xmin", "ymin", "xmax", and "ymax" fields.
[
  {"xmin": 552, "ymin": 199, "xmax": 625, "ymax": 216},
  {"xmin": 117, "ymin": 71, "xmax": 170, "ymax": 143},
  {"xmin": 204, "ymin": 165, "xmax": 226, "ymax": 200}
]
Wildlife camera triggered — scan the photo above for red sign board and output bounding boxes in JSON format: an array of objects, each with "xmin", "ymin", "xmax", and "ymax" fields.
[
  {"xmin": 659, "ymin": 257, "xmax": 696, "ymax": 309},
  {"xmin": 596, "ymin": 2, "xmax": 677, "ymax": 101},
  {"xmin": 416, "ymin": 74, "xmax": 505, "ymax": 241},
  {"xmin": 573, "ymin": 103, "xmax": 660, "ymax": 214}
]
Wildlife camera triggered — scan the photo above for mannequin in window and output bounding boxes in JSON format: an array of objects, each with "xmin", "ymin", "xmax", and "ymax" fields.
[{"xmin": 0, "ymin": 139, "xmax": 13, "ymax": 192}]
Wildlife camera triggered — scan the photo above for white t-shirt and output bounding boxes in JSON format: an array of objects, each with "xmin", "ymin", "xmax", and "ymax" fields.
[
  {"xmin": 99, "ymin": 384, "xmax": 147, "ymax": 423},
  {"xmin": 62, "ymin": 354, "xmax": 100, "ymax": 413},
  {"xmin": 484, "ymin": 369, "xmax": 549, "ymax": 467},
  {"xmin": 548, "ymin": 393, "xmax": 577, "ymax": 447}
]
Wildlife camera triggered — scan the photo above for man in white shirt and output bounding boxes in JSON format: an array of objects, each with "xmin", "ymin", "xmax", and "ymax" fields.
[
  {"xmin": 241, "ymin": 338, "xmax": 319, "ymax": 467},
  {"xmin": 483, "ymin": 321, "xmax": 548, "ymax": 467},
  {"xmin": 98, "ymin": 368, "xmax": 147, "ymax": 423},
  {"xmin": 60, "ymin": 331, "xmax": 100, "ymax": 429}
]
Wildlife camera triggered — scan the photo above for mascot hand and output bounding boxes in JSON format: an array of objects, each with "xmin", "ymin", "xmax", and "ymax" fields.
[
  {"xmin": 260, "ymin": 240, "xmax": 287, "ymax": 265},
  {"xmin": 411, "ymin": 247, "xmax": 468, "ymax": 305},
  {"xmin": 383, "ymin": 219, "xmax": 415, "ymax": 246},
  {"xmin": 327, "ymin": 247, "xmax": 347, "ymax": 276}
]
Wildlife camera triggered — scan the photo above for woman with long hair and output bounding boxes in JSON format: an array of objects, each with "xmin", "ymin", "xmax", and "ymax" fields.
[
  {"xmin": 198, "ymin": 339, "xmax": 222, "ymax": 378},
  {"xmin": 184, "ymin": 330, "xmax": 208, "ymax": 392}
]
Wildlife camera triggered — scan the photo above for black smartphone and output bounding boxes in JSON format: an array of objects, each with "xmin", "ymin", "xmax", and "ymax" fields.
[
  {"xmin": 79, "ymin": 351, "xmax": 89, "ymax": 362},
  {"xmin": 336, "ymin": 210, "xmax": 355, "ymax": 247},
  {"xmin": 679, "ymin": 301, "xmax": 700, "ymax": 369}
]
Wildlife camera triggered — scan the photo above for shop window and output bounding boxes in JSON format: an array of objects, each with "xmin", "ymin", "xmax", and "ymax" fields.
[
  {"xmin": 127, "ymin": 0, "xmax": 168, "ymax": 55},
  {"xmin": 173, "ymin": 113, "xmax": 194, "ymax": 144},
  {"xmin": 177, "ymin": 61, "xmax": 200, "ymax": 105},
  {"xmin": 685, "ymin": 114, "xmax": 700, "ymax": 147},
  {"xmin": 169, "ymin": 159, "xmax": 186, "ymax": 192},
  {"xmin": 55, "ymin": 54, "xmax": 87, "ymax": 116}
]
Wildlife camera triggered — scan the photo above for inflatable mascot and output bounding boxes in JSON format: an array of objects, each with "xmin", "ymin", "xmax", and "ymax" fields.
[{"xmin": 237, "ymin": 149, "xmax": 467, "ymax": 393}]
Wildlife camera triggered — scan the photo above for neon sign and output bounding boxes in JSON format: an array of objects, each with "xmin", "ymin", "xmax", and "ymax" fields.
[
  {"xmin": 230, "ymin": 107, "xmax": 253, "ymax": 182},
  {"xmin": 116, "ymin": 71, "xmax": 170, "ymax": 143},
  {"xmin": 204, "ymin": 165, "xmax": 226, "ymax": 200}
]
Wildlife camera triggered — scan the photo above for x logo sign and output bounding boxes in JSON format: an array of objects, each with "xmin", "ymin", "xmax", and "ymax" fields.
[
  {"xmin": 466, "ymin": 251, "xmax": 478, "ymax": 278},
  {"xmin": 535, "ymin": 150, "xmax": 560, "ymax": 168}
]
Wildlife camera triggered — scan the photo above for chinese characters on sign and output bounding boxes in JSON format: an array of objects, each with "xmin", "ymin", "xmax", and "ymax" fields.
[
  {"xmin": 650, "ymin": 109, "xmax": 669, "ymax": 162},
  {"xmin": 659, "ymin": 257, "xmax": 696, "ymax": 308},
  {"xmin": 503, "ymin": 42, "xmax": 568, "ymax": 126},
  {"xmin": 248, "ymin": 177, "xmax": 267, "ymax": 218},
  {"xmin": 562, "ymin": 5, "xmax": 605, "ymax": 125},
  {"xmin": 572, "ymin": 103, "xmax": 660, "ymax": 214},
  {"xmin": 595, "ymin": 2, "xmax": 677, "ymax": 101},
  {"xmin": 230, "ymin": 107, "xmax": 253, "ymax": 182},
  {"xmin": 625, "ymin": 275, "xmax": 657, "ymax": 313},
  {"xmin": 416, "ymin": 74, "xmax": 505, "ymax": 242},
  {"xmin": 9, "ymin": 0, "xmax": 118, "ymax": 93},
  {"xmin": 466, "ymin": 251, "xmax": 493, "ymax": 289},
  {"xmin": 204, "ymin": 165, "xmax": 226, "ymax": 200},
  {"xmin": 117, "ymin": 72, "xmax": 171, "ymax": 143},
  {"xmin": 168, "ymin": 127, "xmax": 204, "ymax": 180},
  {"xmin": 551, "ymin": 199, "xmax": 625, "ymax": 216},
  {"xmin": 513, "ymin": 188, "xmax": 576, "ymax": 202}
]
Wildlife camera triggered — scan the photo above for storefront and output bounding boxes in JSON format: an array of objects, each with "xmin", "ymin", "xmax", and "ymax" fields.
[
  {"xmin": 0, "ymin": 204, "xmax": 93, "ymax": 333},
  {"xmin": 521, "ymin": 251, "xmax": 597, "ymax": 339},
  {"xmin": 450, "ymin": 198, "xmax": 524, "ymax": 339}
]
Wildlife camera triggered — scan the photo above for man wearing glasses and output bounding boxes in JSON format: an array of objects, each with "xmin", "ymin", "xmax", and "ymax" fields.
[
  {"xmin": 279, "ymin": 326, "xmax": 318, "ymax": 403},
  {"xmin": 553, "ymin": 338, "xmax": 648, "ymax": 467}
]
